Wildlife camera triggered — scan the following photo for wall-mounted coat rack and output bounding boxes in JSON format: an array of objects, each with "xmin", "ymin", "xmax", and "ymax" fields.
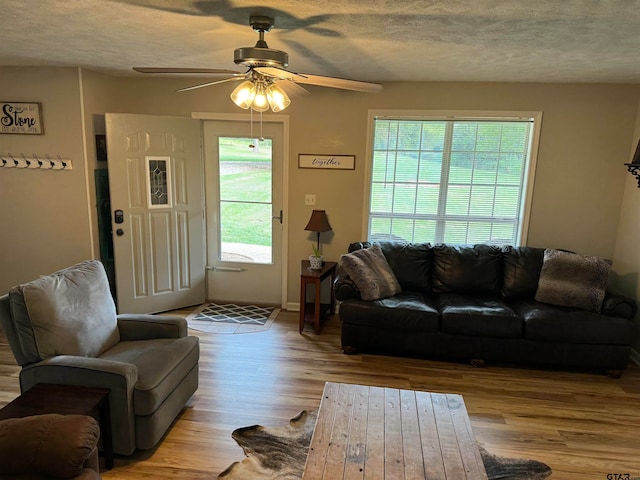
[{"xmin": 0, "ymin": 153, "xmax": 72, "ymax": 170}]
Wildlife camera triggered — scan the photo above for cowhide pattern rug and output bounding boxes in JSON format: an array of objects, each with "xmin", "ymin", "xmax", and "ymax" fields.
[{"xmin": 218, "ymin": 410, "xmax": 552, "ymax": 480}]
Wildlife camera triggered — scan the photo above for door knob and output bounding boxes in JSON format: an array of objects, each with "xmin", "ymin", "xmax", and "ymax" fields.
[{"xmin": 116, "ymin": 229, "xmax": 124, "ymax": 236}]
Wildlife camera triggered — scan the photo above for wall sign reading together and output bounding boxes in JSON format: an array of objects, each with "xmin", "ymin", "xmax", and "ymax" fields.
[{"xmin": 298, "ymin": 154, "xmax": 355, "ymax": 170}]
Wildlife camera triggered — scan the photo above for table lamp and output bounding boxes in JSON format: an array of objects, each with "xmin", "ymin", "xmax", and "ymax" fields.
[{"xmin": 304, "ymin": 210, "xmax": 332, "ymax": 254}]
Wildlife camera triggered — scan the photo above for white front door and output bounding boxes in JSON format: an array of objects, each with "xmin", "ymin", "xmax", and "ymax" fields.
[
  {"xmin": 203, "ymin": 119, "xmax": 285, "ymax": 306},
  {"xmin": 106, "ymin": 113, "xmax": 205, "ymax": 313}
]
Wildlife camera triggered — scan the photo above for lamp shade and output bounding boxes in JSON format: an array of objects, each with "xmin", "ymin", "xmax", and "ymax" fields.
[
  {"xmin": 266, "ymin": 83, "xmax": 291, "ymax": 112},
  {"xmin": 304, "ymin": 210, "xmax": 332, "ymax": 233},
  {"xmin": 230, "ymin": 80, "xmax": 257, "ymax": 110}
]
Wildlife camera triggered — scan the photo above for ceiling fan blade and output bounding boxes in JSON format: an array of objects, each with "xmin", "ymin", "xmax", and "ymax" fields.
[
  {"xmin": 255, "ymin": 66, "xmax": 305, "ymax": 81},
  {"xmin": 294, "ymin": 73, "xmax": 382, "ymax": 93},
  {"xmin": 278, "ymin": 80, "xmax": 311, "ymax": 97},
  {"xmin": 133, "ymin": 67, "xmax": 243, "ymax": 75},
  {"xmin": 176, "ymin": 77, "xmax": 244, "ymax": 92},
  {"xmin": 255, "ymin": 66, "xmax": 382, "ymax": 93}
]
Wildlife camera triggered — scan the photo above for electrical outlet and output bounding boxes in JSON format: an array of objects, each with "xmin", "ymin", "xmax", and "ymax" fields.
[{"xmin": 304, "ymin": 194, "xmax": 316, "ymax": 206}]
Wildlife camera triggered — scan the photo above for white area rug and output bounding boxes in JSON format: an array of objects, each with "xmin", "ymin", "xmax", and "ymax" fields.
[{"xmin": 187, "ymin": 303, "xmax": 280, "ymax": 334}]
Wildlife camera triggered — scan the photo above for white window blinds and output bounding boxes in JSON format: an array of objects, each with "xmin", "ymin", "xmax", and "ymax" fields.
[{"xmin": 369, "ymin": 117, "xmax": 534, "ymax": 245}]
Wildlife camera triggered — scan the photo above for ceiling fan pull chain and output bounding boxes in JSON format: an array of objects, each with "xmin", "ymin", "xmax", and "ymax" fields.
[{"xmin": 249, "ymin": 107, "xmax": 255, "ymax": 149}]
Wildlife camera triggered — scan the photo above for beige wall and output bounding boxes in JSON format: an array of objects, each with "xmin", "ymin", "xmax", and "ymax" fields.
[
  {"xmin": 109, "ymin": 78, "xmax": 639, "ymax": 304},
  {"xmin": 2, "ymin": 67, "xmax": 640, "ymax": 315},
  {"xmin": 612, "ymin": 96, "xmax": 640, "ymax": 352},
  {"xmin": 0, "ymin": 67, "xmax": 94, "ymax": 293}
]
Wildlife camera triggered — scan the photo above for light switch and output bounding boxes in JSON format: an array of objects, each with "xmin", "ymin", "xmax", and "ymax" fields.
[{"xmin": 305, "ymin": 194, "xmax": 316, "ymax": 206}]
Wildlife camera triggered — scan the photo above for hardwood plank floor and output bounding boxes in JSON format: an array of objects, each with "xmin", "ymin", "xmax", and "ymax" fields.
[{"xmin": 1, "ymin": 309, "xmax": 639, "ymax": 479}]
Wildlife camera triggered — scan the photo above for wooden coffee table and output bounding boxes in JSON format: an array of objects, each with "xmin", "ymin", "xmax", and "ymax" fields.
[
  {"xmin": 0, "ymin": 383, "xmax": 113, "ymax": 470},
  {"xmin": 302, "ymin": 382, "xmax": 487, "ymax": 479}
]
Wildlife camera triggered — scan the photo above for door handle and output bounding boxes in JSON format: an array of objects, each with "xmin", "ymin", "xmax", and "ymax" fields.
[{"xmin": 272, "ymin": 209, "xmax": 283, "ymax": 224}]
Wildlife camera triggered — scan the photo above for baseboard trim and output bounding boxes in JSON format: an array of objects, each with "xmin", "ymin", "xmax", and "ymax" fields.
[
  {"xmin": 630, "ymin": 348, "xmax": 640, "ymax": 366},
  {"xmin": 286, "ymin": 302, "xmax": 340, "ymax": 313},
  {"xmin": 287, "ymin": 302, "xmax": 300, "ymax": 311}
]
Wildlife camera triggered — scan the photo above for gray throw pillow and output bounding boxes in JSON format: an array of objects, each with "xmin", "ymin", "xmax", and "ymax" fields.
[
  {"xmin": 340, "ymin": 245, "xmax": 402, "ymax": 301},
  {"xmin": 535, "ymin": 249, "xmax": 611, "ymax": 312}
]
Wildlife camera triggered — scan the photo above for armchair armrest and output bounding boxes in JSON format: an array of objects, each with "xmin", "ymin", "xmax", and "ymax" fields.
[
  {"xmin": 0, "ymin": 414, "xmax": 100, "ymax": 479},
  {"xmin": 21, "ymin": 355, "xmax": 138, "ymax": 387},
  {"xmin": 117, "ymin": 314, "xmax": 187, "ymax": 340},
  {"xmin": 602, "ymin": 292, "xmax": 638, "ymax": 319}
]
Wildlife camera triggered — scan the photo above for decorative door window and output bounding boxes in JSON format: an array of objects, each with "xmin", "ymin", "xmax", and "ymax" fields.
[{"xmin": 146, "ymin": 156, "xmax": 172, "ymax": 208}]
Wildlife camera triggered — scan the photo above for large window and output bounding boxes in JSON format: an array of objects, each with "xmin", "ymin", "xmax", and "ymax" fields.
[{"xmin": 368, "ymin": 113, "xmax": 539, "ymax": 245}]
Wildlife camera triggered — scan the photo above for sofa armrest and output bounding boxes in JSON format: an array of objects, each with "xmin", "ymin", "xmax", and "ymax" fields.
[
  {"xmin": 334, "ymin": 267, "xmax": 361, "ymax": 301},
  {"xmin": 0, "ymin": 414, "xmax": 100, "ymax": 478},
  {"xmin": 117, "ymin": 314, "xmax": 187, "ymax": 340},
  {"xmin": 602, "ymin": 292, "xmax": 638, "ymax": 319}
]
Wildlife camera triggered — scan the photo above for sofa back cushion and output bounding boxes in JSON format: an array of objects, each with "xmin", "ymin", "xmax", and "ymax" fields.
[
  {"xmin": 432, "ymin": 244, "xmax": 503, "ymax": 295},
  {"xmin": 377, "ymin": 242, "xmax": 432, "ymax": 293},
  {"xmin": 501, "ymin": 246, "xmax": 545, "ymax": 299},
  {"xmin": 8, "ymin": 260, "xmax": 120, "ymax": 361}
]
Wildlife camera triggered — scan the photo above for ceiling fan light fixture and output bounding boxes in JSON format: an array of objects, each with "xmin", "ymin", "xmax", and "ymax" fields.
[
  {"xmin": 230, "ymin": 80, "xmax": 256, "ymax": 109},
  {"xmin": 266, "ymin": 83, "xmax": 290, "ymax": 112},
  {"xmin": 251, "ymin": 83, "xmax": 270, "ymax": 113}
]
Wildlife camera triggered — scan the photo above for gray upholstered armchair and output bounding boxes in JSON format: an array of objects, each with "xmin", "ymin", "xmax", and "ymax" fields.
[{"xmin": 0, "ymin": 260, "xmax": 199, "ymax": 455}]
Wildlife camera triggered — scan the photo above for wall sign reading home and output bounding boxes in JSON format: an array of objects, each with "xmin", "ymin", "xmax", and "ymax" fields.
[
  {"xmin": 0, "ymin": 102, "xmax": 43, "ymax": 135},
  {"xmin": 298, "ymin": 154, "xmax": 355, "ymax": 170}
]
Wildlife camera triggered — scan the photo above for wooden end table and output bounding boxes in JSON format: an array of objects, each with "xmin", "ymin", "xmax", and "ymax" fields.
[
  {"xmin": 299, "ymin": 260, "xmax": 337, "ymax": 334},
  {"xmin": 302, "ymin": 382, "xmax": 488, "ymax": 479},
  {"xmin": 0, "ymin": 383, "xmax": 113, "ymax": 470}
]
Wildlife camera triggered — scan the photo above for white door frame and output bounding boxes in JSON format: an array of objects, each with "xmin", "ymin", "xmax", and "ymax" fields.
[{"xmin": 192, "ymin": 112, "xmax": 289, "ymax": 309}]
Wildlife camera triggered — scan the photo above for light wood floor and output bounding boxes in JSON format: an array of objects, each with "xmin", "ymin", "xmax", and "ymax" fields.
[{"xmin": 1, "ymin": 309, "xmax": 640, "ymax": 479}]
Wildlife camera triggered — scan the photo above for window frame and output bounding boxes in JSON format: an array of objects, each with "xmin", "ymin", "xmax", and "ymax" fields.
[{"xmin": 363, "ymin": 110, "xmax": 543, "ymax": 246}]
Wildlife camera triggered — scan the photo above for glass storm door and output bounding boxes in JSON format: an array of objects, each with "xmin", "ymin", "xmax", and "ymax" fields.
[{"xmin": 203, "ymin": 120, "xmax": 284, "ymax": 305}]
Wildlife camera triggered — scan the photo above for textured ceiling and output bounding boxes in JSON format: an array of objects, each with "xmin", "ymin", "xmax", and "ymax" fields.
[{"xmin": 3, "ymin": 0, "xmax": 640, "ymax": 84}]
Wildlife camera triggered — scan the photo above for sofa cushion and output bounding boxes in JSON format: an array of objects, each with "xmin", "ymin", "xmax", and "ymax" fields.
[
  {"xmin": 437, "ymin": 294, "xmax": 523, "ymax": 338},
  {"xmin": 432, "ymin": 244, "xmax": 503, "ymax": 295},
  {"xmin": 535, "ymin": 249, "xmax": 611, "ymax": 312},
  {"xmin": 9, "ymin": 260, "xmax": 119, "ymax": 360},
  {"xmin": 340, "ymin": 245, "xmax": 402, "ymax": 300},
  {"xmin": 339, "ymin": 292, "xmax": 440, "ymax": 332},
  {"xmin": 513, "ymin": 299, "xmax": 635, "ymax": 345},
  {"xmin": 501, "ymin": 246, "xmax": 544, "ymax": 299},
  {"xmin": 377, "ymin": 241, "xmax": 432, "ymax": 293}
]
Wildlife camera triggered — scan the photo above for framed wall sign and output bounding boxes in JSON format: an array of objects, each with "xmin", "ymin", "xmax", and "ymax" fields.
[
  {"xmin": 0, "ymin": 102, "xmax": 43, "ymax": 135},
  {"xmin": 298, "ymin": 154, "xmax": 355, "ymax": 170}
]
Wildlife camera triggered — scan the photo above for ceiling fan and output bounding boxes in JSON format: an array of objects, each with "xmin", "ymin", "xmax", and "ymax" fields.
[{"xmin": 133, "ymin": 15, "xmax": 382, "ymax": 112}]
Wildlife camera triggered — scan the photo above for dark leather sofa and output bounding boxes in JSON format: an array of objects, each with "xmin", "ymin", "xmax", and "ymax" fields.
[{"xmin": 335, "ymin": 242, "xmax": 638, "ymax": 374}]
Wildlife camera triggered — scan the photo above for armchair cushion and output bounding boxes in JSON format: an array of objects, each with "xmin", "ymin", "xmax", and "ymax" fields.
[
  {"xmin": 9, "ymin": 260, "xmax": 119, "ymax": 360},
  {"xmin": 100, "ymin": 336, "xmax": 199, "ymax": 416},
  {"xmin": 0, "ymin": 414, "xmax": 100, "ymax": 478}
]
